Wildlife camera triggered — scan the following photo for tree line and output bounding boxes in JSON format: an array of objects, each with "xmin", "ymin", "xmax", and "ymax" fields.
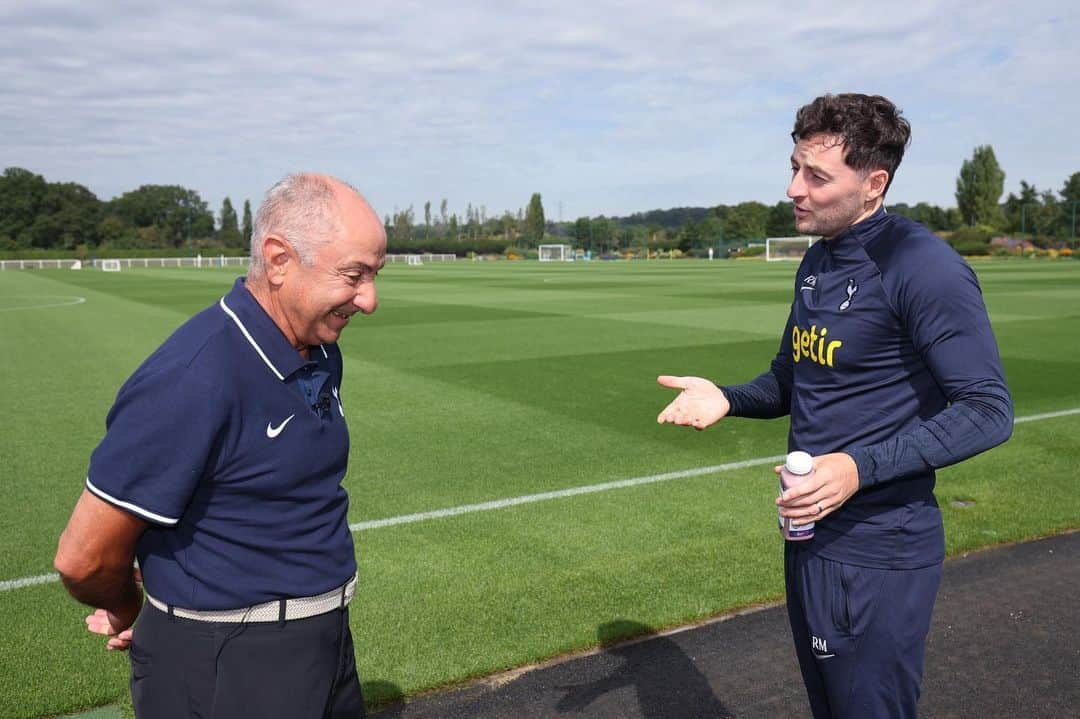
[
  {"xmin": 0, "ymin": 167, "xmax": 251, "ymax": 256},
  {"xmin": 3, "ymin": 149, "xmax": 1077, "ymax": 259}
]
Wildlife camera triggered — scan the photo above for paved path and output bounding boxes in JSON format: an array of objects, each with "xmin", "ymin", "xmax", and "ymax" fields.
[{"xmin": 374, "ymin": 531, "xmax": 1080, "ymax": 718}]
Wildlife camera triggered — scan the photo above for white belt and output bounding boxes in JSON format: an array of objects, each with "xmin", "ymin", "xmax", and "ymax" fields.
[{"xmin": 145, "ymin": 574, "xmax": 356, "ymax": 623}]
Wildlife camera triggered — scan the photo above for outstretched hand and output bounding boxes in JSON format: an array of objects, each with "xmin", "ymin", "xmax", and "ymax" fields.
[{"xmin": 656, "ymin": 375, "xmax": 731, "ymax": 430}]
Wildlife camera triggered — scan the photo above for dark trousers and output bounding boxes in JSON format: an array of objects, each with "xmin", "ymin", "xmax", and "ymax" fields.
[
  {"xmin": 785, "ymin": 543, "xmax": 942, "ymax": 719},
  {"xmin": 130, "ymin": 601, "xmax": 366, "ymax": 718}
]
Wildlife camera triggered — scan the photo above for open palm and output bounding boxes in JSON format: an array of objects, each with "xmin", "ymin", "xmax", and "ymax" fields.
[{"xmin": 656, "ymin": 375, "xmax": 730, "ymax": 430}]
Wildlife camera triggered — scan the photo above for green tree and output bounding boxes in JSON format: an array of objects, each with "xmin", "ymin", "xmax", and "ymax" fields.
[
  {"xmin": 1060, "ymin": 172, "xmax": 1080, "ymax": 238},
  {"xmin": 955, "ymin": 146, "xmax": 1005, "ymax": 229},
  {"xmin": 765, "ymin": 201, "xmax": 796, "ymax": 237},
  {"xmin": 109, "ymin": 185, "xmax": 213, "ymax": 246},
  {"xmin": 573, "ymin": 217, "xmax": 592, "ymax": 247},
  {"xmin": 242, "ymin": 200, "xmax": 253, "ymax": 245},
  {"xmin": 218, "ymin": 197, "xmax": 242, "ymax": 246},
  {"xmin": 29, "ymin": 182, "xmax": 103, "ymax": 249},
  {"xmin": 1032, "ymin": 190, "xmax": 1061, "ymax": 240},
  {"xmin": 724, "ymin": 201, "xmax": 769, "ymax": 241},
  {"xmin": 0, "ymin": 167, "xmax": 49, "ymax": 247},
  {"xmin": 590, "ymin": 216, "xmax": 612, "ymax": 252},
  {"xmin": 1003, "ymin": 181, "xmax": 1039, "ymax": 234},
  {"xmin": 678, "ymin": 219, "xmax": 702, "ymax": 252},
  {"xmin": 524, "ymin": 193, "xmax": 545, "ymax": 246}
]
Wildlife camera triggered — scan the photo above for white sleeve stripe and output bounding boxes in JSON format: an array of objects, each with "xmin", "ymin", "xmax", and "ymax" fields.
[{"xmin": 85, "ymin": 478, "xmax": 180, "ymax": 525}]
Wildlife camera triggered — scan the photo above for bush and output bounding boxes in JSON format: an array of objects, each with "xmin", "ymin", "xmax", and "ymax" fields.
[
  {"xmin": 948, "ymin": 226, "xmax": 992, "ymax": 248},
  {"xmin": 951, "ymin": 240, "xmax": 992, "ymax": 256}
]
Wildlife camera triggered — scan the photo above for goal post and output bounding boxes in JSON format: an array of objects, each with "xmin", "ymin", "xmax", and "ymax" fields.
[
  {"xmin": 538, "ymin": 244, "xmax": 572, "ymax": 262},
  {"xmin": 99, "ymin": 259, "xmax": 122, "ymax": 272},
  {"xmin": 765, "ymin": 236, "xmax": 815, "ymax": 262}
]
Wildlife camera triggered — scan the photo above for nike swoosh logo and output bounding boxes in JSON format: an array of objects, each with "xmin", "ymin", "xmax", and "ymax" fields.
[
  {"xmin": 266, "ymin": 414, "xmax": 295, "ymax": 438},
  {"xmin": 814, "ymin": 654, "xmax": 836, "ymax": 659}
]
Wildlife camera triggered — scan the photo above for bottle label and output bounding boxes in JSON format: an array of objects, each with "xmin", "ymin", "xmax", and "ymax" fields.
[{"xmin": 779, "ymin": 471, "xmax": 815, "ymax": 541}]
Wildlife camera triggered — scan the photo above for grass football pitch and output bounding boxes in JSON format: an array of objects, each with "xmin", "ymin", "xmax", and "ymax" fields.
[{"xmin": 1, "ymin": 258, "xmax": 1078, "ymax": 718}]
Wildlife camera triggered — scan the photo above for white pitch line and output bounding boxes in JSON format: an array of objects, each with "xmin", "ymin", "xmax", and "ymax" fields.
[
  {"xmin": 0, "ymin": 572, "xmax": 59, "ymax": 591},
  {"xmin": 0, "ymin": 296, "xmax": 86, "ymax": 312},
  {"xmin": 1013, "ymin": 408, "xmax": 1080, "ymax": 424},
  {"xmin": 349, "ymin": 455, "xmax": 786, "ymax": 531},
  {"xmin": 4, "ymin": 407, "xmax": 1079, "ymax": 593}
]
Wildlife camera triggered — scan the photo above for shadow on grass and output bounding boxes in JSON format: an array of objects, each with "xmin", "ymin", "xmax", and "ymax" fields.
[{"xmin": 365, "ymin": 679, "xmax": 405, "ymax": 716}]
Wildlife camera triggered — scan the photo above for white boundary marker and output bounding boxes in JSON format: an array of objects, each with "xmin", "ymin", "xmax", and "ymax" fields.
[
  {"xmin": 0, "ymin": 296, "xmax": 86, "ymax": 312},
  {"xmin": 3, "ymin": 407, "xmax": 1078, "ymax": 593}
]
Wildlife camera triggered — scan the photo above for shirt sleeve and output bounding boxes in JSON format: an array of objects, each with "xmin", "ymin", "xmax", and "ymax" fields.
[
  {"xmin": 721, "ymin": 304, "xmax": 795, "ymax": 419},
  {"xmin": 86, "ymin": 361, "xmax": 224, "ymax": 525},
  {"xmin": 846, "ymin": 252, "xmax": 1013, "ymax": 487}
]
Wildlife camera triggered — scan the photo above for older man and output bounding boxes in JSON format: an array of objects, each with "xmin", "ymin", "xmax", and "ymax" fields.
[{"xmin": 55, "ymin": 172, "xmax": 386, "ymax": 718}]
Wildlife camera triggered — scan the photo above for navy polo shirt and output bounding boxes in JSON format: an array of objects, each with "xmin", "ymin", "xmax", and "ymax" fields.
[{"xmin": 86, "ymin": 277, "xmax": 356, "ymax": 610}]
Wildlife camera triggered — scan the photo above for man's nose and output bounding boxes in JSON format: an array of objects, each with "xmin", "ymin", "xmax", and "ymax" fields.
[
  {"xmin": 353, "ymin": 285, "xmax": 378, "ymax": 314},
  {"xmin": 787, "ymin": 173, "xmax": 805, "ymax": 200}
]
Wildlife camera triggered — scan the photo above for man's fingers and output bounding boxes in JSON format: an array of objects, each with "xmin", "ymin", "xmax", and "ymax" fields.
[
  {"xmin": 657, "ymin": 398, "xmax": 687, "ymax": 424},
  {"xmin": 656, "ymin": 375, "xmax": 689, "ymax": 390}
]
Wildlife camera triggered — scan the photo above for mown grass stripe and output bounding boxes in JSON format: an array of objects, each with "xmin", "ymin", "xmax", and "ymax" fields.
[{"xmin": 4, "ymin": 406, "xmax": 1076, "ymax": 594}]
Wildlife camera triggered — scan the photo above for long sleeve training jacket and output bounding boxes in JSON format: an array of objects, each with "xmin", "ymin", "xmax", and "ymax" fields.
[{"xmin": 722, "ymin": 208, "xmax": 1012, "ymax": 568}]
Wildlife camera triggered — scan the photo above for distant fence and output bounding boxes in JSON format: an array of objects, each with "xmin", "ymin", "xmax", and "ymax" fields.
[
  {"xmin": 1, "ymin": 253, "xmax": 458, "ymax": 271},
  {"xmin": 384, "ymin": 254, "xmax": 457, "ymax": 263},
  {"xmin": 0, "ymin": 256, "xmax": 251, "ymax": 271}
]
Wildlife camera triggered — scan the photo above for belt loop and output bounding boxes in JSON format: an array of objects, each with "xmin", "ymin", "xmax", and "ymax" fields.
[{"xmin": 277, "ymin": 599, "xmax": 287, "ymax": 627}]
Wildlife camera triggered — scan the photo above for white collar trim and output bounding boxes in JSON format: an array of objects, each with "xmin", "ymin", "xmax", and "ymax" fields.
[{"xmin": 219, "ymin": 297, "xmax": 284, "ymax": 380}]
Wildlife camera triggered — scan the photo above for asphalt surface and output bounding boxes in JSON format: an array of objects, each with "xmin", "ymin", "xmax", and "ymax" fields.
[{"xmin": 372, "ymin": 531, "xmax": 1079, "ymax": 718}]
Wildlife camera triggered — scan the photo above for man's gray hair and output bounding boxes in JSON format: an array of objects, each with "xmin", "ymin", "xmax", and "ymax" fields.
[{"xmin": 249, "ymin": 173, "xmax": 356, "ymax": 272}]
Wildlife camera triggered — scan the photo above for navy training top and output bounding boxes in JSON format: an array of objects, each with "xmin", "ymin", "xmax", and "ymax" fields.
[
  {"xmin": 723, "ymin": 208, "xmax": 1013, "ymax": 569},
  {"xmin": 86, "ymin": 277, "xmax": 357, "ymax": 609}
]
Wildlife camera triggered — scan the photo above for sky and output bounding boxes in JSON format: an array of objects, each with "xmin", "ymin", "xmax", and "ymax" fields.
[{"xmin": 2, "ymin": 1, "xmax": 1077, "ymax": 222}]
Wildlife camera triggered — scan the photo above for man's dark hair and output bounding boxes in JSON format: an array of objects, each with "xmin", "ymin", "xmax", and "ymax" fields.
[{"xmin": 792, "ymin": 93, "xmax": 911, "ymax": 194}]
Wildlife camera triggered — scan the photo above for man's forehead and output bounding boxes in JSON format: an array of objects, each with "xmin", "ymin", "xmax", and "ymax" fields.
[{"xmin": 792, "ymin": 133, "xmax": 847, "ymax": 163}]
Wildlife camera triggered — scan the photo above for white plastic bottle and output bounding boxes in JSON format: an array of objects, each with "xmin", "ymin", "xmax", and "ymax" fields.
[{"xmin": 779, "ymin": 450, "xmax": 815, "ymax": 541}]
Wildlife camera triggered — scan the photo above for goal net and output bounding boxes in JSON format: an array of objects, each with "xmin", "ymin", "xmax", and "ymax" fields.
[
  {"xmin": 406, "ymin": 254, "xmax": 423, "ymax": 266},
  {"xmin": 538, "ymin": 244, "xmax": 572, "ymax": 262},
  {"xmin": 99, "ymin": 259, "xmax": 122, "ymax": 272},
  {"xmin": 765, "ymin": 236, "xmax": 815, "ymax": 262}
]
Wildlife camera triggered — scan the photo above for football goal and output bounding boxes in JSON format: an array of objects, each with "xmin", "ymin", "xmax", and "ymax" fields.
[
  {"xmin": 538, "ymin": 244, "xmax": 573, "ymax": 262},
  {"xmin": 765, "ymin": 236, "xmax": 816, "ymax": 262},
  {"xmin": 99, "ymin": 259, "xmax": 122, "ymax": 272},
  {"xmin": 406, "ymin": 254, "xmax": 423, "ymax": 266}
]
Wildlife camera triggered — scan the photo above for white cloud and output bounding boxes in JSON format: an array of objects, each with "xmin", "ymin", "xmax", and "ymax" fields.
[{"xmin": 0, "ymin": 0, "xmax": 1076, "ymax": 217}]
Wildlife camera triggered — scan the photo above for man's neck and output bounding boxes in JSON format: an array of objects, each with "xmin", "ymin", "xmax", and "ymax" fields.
[{"xmin": 826, "ymin": 198, "xmax": 884, "ymax": 240}]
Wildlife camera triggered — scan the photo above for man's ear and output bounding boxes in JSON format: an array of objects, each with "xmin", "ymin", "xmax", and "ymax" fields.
[
  {"xmin": 865, "ymin": 169, "xmax": 889, "ymax": 203},
  {"xmin": 261, "ymin": 235, "xmax": 293, "ymax": 287}
]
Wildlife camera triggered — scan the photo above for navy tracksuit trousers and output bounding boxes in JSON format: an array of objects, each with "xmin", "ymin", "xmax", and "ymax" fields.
[{"xmin": 785, "ymin": 543, "xmax": 942, "ymax": 719}]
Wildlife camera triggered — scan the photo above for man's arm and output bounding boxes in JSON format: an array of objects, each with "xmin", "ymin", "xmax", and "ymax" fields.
[
  {"xmin": 55, "ymin": 489, "xmax": 147, "ymax": 650},
  {"xmin": 656, "ymin": 305, "xmax": 796, "ymax": 428},
  {"xmin": 846, "ymin": 255, "xmax": 1013, "ymax": 488}
]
